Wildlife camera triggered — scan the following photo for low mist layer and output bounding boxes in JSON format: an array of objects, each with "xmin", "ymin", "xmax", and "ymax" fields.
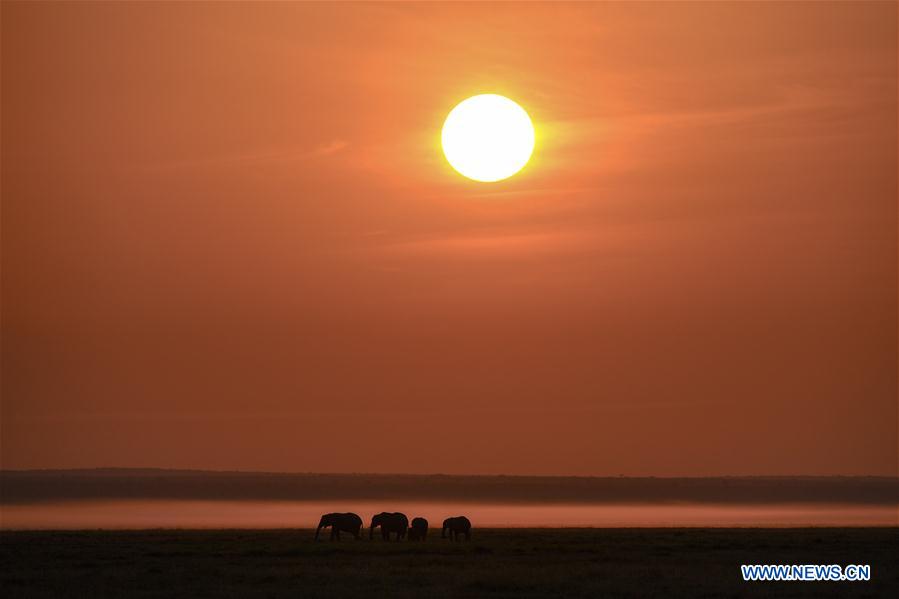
[{"xmin": 3, "ymin": 500, "xmax": 897, "ymax": 529}]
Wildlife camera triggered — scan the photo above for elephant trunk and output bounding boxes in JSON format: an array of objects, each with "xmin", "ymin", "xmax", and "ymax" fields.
[{"xmin": 315, "ymin": 515, "xmax": 329, "ymax": 541}]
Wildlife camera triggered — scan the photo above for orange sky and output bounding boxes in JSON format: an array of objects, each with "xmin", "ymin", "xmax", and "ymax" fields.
[{"xmin": 2, "ymin": 2, "xmax": 896, "ymax": 476}]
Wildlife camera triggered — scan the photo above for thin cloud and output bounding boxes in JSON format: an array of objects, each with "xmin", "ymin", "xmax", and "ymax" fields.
[
  {"xmin": 140, "ymin": 139, "xmax": 350, "ymax": 171},
  {"xmin": 311, "ymin": 139, "xmax": 348, "ymax": 156}
]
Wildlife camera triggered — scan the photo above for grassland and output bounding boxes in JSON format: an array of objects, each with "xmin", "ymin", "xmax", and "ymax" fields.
[{"xmin": 2, "ymin": 528, "xmax": 897, "ymax": 598}]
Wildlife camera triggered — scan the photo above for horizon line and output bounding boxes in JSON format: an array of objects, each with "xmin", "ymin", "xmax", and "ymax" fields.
[{"xmin": 2, "ymin": 468, "xmax": 896, "ymax": 480}]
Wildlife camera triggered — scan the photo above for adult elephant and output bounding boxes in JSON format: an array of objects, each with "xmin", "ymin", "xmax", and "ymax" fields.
[
  {"xmin": 442, "ymin": 516, "xmax": 471, "ymax": 541},
  {"xmin": 314, "ymin": 512, "xmax": 363, "ymax": 541},
  {"xmin": 369, "ymin": 512, "xmax": 409, "ymax": 541},
  {"xmin": 408, "ymin": 517, "xmax": 428, "ymax": 541}
]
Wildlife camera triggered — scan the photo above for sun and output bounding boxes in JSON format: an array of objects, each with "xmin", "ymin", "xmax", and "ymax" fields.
[{"xmin": 441, "ymin": 94, "xmax": 535, "ymax": 182}]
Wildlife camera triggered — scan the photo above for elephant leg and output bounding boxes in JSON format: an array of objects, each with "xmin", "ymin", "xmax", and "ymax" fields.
[
  {"xmin": 330, "ymin": 528, "xmax": 336, "ymax": 541},
  {"xmin": 382, "ymin": 529, "xmax": 388, "ymax": 541},
  {"xmin": 336, "ymin": 530, "xmax": 341, "ymax": 540}
]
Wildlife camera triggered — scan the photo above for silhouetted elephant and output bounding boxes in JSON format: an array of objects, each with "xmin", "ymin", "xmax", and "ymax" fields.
[
  {"xmin": 442, "ymin": 516, "xmax": 471, "ymax": 541},
  {"xmin": 370, "ymin": 512, "xmax": 409, "ymax": 541},
  {"xmin": 314, "ymin": 512, "xmax": 363, "ymax": 541},
  {"xmin": 408, "ymin": 517, "xmax": 428, "ymax": 541}
]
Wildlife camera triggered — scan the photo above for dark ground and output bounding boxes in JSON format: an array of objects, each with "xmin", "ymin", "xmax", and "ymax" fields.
[{"xmin": 2, "ymin": 528, "xmax": 897, "ymax": 598}]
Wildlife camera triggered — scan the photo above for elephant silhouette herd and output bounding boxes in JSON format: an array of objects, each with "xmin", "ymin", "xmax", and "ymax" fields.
[{"xmin": 315, "ymin": 512, "xmax": 472, "ymax": 542}]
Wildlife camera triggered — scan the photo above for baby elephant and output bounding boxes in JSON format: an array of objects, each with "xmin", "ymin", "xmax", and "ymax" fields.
[{"xmin": 407, "ymin": 517, "xmax": 428, "ymax": 541}]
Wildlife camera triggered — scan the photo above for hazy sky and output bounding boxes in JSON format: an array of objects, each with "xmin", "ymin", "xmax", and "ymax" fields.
[{"xmin": 2, "ymin": 2, "xmax": 896, "ymax": 476}]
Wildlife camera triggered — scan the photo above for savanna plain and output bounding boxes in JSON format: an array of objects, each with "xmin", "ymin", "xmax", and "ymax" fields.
[{"xmin": 2, "ymin": 528, "xmax": 897, "ymax": 598}]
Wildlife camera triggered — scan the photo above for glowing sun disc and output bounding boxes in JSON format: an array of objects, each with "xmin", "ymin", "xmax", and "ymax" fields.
[{"xmin": 441, "ymin": 94, "xmax": 535, "ymax": 182}]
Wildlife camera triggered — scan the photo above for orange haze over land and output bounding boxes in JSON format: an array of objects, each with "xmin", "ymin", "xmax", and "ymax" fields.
[{"xmin": 2, "ymin": 2, "xmax": 896, "ymax": 477}]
